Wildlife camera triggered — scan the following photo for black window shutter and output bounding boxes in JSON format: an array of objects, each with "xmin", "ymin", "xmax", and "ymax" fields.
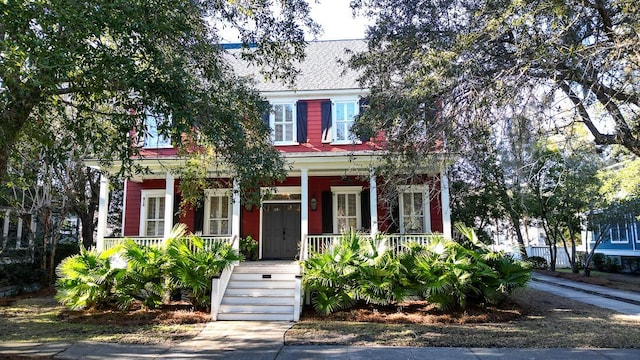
[
  {"xmin": 173, "ymin": 193, "xmax": 181, "ymax": 227},
  {"xmin": 321, "ymin": 191, "xmax": 333, "ymax": 233},
  {"xmin": 388, "ymin": 203, "xmax": 400, "ymax": 234},
  {"xmin": 358, "ymin": 98, "xmax": 370, "ymax": 142},
  {"xmin": 193, "ymin": 201, "xmax": 205, "ymax": 233},
  {"xmin": 296, "ymin": 101, "xmax": 308, "ymax": 143},
  {"xmin": 261, "ymin": 101, "xmax": 270, "ymax": 127},
  {"xmin": 321, "ymin": 101, "xmax": 332, "ymax": 143},
  {"xmin": 361, "ymin": 190, "xmax": 371, "ymax": 231}
]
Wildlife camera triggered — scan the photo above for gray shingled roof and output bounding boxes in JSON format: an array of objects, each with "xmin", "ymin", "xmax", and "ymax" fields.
[{"xmin": 227, "ymin": 39, "xmax": 367, "ymax": 92}]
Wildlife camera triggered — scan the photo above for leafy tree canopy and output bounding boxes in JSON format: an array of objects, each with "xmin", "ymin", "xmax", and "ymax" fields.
[
  {"xmin": 351, "ymin": 0, "xmax": 640, "ymax": 157},
  {"xmin": 0, "ymin": 0, "xmax": 317, "ymax": 187}
]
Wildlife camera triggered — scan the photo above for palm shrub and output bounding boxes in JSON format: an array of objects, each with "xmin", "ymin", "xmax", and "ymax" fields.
[
  {"xmin": 302, "ymin": 231, "xmax": 362, "ymax": 315},
  {"xmin": 165, "ymin": 225, "xmax": 241, "ymax": 311},
  {"xmin": 302, "ymin": 231, "xmax": 412, "ymax": 315},
  {"xmin": 55, "ymin": 247, "xmax": 123, "ymax": 310},
  {"xmin": 115, "ymin": 239, "xmax": 167, "ymax": 310},
  {"xmin": 410, "ymin": 224, "xmax": 530, "ymax": 310}
]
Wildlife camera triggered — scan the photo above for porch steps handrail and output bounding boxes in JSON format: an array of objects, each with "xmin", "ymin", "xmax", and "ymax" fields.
[{"xmin": 211, "ymin": 234, "xmax": 238, "ymax": 321}]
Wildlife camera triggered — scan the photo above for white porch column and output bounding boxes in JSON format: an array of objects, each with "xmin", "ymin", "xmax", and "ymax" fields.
[
  {"xmin": 96, "ymin": 175, "xmax": 110, "ymax": 251},
  {"xmin": 29, "ymin": 215, "xmax": 36, "ymax": 247},
  {"xmin": 231, "ymin": 179, "xmax": 241, "ymax": 252},
  {"xmin": 301, "ymin": 169, "xmax": 309, "ymax": 256},
  {"xmin": 441, "ymin": 171, "xmax": 452, "ymax": 239},
  {"xmin": 2, "ymin": 210, "xmax": 9, "ymax": 239},
  {"xmin": 16, "ymin": 217, "xmax": 23, "ymax": 248},
  {"xmin": 163, "ymin": 172, "xmax": 175, "ymax": 239},
  {"xmin": 369, "ymin": 169, "xmax": 378, "ymax": 236}
]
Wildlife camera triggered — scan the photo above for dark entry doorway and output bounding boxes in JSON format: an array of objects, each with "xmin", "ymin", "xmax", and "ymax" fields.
[{"xmin": 262, "ymin": 203, "xmax": 301, "ymax": 259}]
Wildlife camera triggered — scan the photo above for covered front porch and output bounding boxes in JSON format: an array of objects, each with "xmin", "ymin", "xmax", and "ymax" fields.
[{"xmin": 92, "ymin": 152, "xmax": 452, "ymax": 259}]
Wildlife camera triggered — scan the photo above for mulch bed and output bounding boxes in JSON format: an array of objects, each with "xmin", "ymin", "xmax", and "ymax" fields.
[{"xmin": 300, "ymin": 299, "xmax": 524, "ymax": 324}]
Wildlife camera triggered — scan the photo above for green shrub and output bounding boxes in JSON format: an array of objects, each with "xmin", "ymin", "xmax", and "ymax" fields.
[
  {"xmin": 55, "ymin": 247, "xmax": 122, "ymax": 310},
  {"xmin": 240, "ymin": 235, "xmax": 258, "ymax": 261},
  {"xmin": 55, "ymin": 224, "xmax": 241, "ymax": 312},
  {"xmin": 302, "ymin": 225, "xmax": 531, "ymax": 315},
  {"xmin": 526, "ymin": 256, "xmax": 548, "ymax": 270},
  {"xmin": 165, "ymin": 226, "xmax": 241, "ymax": 311}
]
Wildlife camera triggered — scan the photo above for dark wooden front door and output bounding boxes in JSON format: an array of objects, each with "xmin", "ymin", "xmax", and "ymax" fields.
[{"xmin": 262, "ymin": 203, "xmax": 301, "ymax": 259}]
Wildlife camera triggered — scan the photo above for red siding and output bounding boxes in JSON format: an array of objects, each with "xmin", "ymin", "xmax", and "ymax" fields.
[{"xmin": 430, "ymin": 176, "xmax": 443, "ymax": 233}]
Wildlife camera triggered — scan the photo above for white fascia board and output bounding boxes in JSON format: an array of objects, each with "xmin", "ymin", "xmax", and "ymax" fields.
[{"xmin": 262, "ymin": 88, "xmax": 369, "ymax": 101}]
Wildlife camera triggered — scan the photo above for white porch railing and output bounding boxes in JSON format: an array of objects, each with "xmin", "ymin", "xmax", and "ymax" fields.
[
  {"xmin": 102, "ymin": 235, "xmax": 235, "ymax": 252},
  {"xmin": 302, "ymin": 233, "xmax": 439, "ymax": 260}
]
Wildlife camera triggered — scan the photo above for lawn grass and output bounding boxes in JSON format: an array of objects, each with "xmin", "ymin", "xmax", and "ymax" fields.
[
  {"xmin": 0, "ymin": 296, "xmax": 206, "ymax": 344},
  {"xmin": 286, "ymin": 288, "xmax": 640, "ymax": 348},
  {"xmin": 549, "ymin": 268, "xmax": 640, "ymax": 292}
]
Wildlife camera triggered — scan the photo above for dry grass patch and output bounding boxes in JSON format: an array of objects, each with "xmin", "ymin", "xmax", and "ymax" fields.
[
  {"xmin": 0, "ymin": 290, "xmax": 208, "ymax": 345},
  {"xmin": 543, "ymin": 269, "xmax": 640, "ymax": 292},
  {"xmin": 286, "ymin": 288, "xmax": 640, "ymax": 348}
]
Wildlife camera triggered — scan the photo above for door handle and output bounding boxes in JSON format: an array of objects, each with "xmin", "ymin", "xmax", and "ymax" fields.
[{"xmin": 282, "ymin": 227, "xmax": 286, "ymax": 240}]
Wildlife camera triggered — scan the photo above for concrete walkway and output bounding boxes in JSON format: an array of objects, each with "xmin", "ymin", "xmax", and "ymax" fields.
[
  {"xmin": 2, "ymin": 274, "xmax": 640, "ymax": 359},
  {"xmin": 530, "ymin": 272, "xmax": 640, "ymax": 316}
]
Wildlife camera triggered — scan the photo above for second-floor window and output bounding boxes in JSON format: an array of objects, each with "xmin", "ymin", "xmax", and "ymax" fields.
[
  {"xmin": 271, "ymin": 103, "xmax": 296, "ymax": 144},
  {"xmin": 144, "ymin": 113, "xmax": 172, "ymax": 148},
  {"xmin": 333, "ymin": 101, "xmax": 359, "ymax": 143}
]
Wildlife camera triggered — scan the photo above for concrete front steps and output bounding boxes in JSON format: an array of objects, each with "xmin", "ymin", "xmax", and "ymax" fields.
[{"xmin": 217, "ymin": 261, "xmax": 302, "ymax": 321}]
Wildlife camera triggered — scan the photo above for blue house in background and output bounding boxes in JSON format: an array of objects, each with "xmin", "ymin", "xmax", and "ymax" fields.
[{"xmin": 587, "ymin": 212, "xmax": 640, "ymax": 271}]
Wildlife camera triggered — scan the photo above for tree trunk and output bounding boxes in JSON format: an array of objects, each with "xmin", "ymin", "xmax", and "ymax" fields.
[
  {"xmin": 509, "ymin": 212, "xmax": 528, "ymax": 259},
  {"xmin": 80, "ymin": 213, "xmax": 95, "ymax": 249}
]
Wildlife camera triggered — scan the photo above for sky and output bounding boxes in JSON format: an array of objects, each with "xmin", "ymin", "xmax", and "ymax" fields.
[
  {"xmin": 217, "ymin": 0, "xmax": 370, "ymax": 42},
  {"xmin": 309, "ymin": 0, "xmax": 370, "ymax": 40}
]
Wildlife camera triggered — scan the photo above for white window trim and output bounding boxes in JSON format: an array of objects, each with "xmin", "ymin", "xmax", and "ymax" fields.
[
  {"xmin": 331, "ymin": 98, "xmax": 360, "ymax": 145},
  {"xmin": 269, "ymin": 101, "xmax": 298, "ymax": 146},
  {"xmin": 143, "ymin": 112, "xmax": 173, "ymax": 149},
  {"xmin": 398, "ymin": 185, "xmax": 431, "ymax": 234},
  {"xmin": 203, "ymin": 189, "xmax": 232, "ymax": 236},
  {"xmin": 139, "ymin": 189, "xmax": 166, "ymax": 236},
  {"xmin": 331, "ymin": 186, "xmax": 362, "ymax": 233},
  {"xmin": 610, "ymin": 222, "xmax": 630, "ymax": 244}
]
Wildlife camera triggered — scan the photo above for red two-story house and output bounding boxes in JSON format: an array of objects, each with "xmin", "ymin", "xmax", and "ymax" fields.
[
  {"xmin": 90, "ymin": 39, "xmax": 452, "ymax": 257},
  {"xmin": 88, "ymin": 40, "xmax": 452, "ymax": 320}
]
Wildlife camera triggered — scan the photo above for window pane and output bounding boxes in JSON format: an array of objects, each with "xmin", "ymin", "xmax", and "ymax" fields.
[
  {"xmin": 157, "ymin": 198, "xmax": 165, "ymax": 218},
  {"xmin": 221, "ymin": 220, "xmax": 229, "ymax": 234},
  {"xmin": 275, "ymin": 105, "xmax": 283, "ymax": 123},
  {"xmin": 275, "ymin": 124, "xmax": 283, "ymax": 141},
  {"xmin": 157, "ymin": 220, "xmax": 164, "ymax": 235},
  {"xmin": 210, "ymin": 221, "xmax": 219, "ymax": 235},
  {"xmin": 337, "ymin": 194, "xmax": 345, "ymax": 216},
  {"xmin": 147, "ymin": 198, "xmax": 156, "ymax": 218},
  {"xmin": 220, "ymin": 197, "xmax": 228, "ymax": 217},
  {"xmin": 338, "ymin": 218, "xmax": 347, "ymax": 232},
  {"xmin": 413, "ymin": 193, "xmax": 423, "ymax": 215},
  {"xmin": 337, "ymin": 124, "xmax": 345, "ymax": 140},
  {"xmin": 285, "ymin": 105, "xmax": 293, "ymax": 122},
  {"xmin": 346, "ymin": 103, "xmax": 355, "ymax": 120},
  {"xmin": 348, "ymin": 218, "xmax": 356, "ymax": 229},
  {"xmin": 347, "ymin": 194, "xmax": 356, "ymax": 215},
  {"xmin": 285, "ymin": 123, "xmax": 293, "ymax": 141},
  {"xmin": 402, "ymin": 193, "xmax": 411, "ymax": 214},
  {"xmin": 146, "ymin": 221, "xmax": 156, "ymax": 236},
  {"xmin": 336, "ymin": 103, "xmax": 344, "ymax": 120}
]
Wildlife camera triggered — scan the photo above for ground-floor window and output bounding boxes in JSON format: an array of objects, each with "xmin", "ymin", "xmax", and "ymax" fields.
[
  {"xmin": 331, "ymin": 186, "xmax": 362, "ymax": 233},
  {"xmin": 140, "ymin": 190, "xmax": 165, "ymax": 236},
  {"xmin": 205, "ymin": 189, "xmax": 231, "ymax": 235},
  {"xmin": 399, "ymin": 185, "xmax": 430, "ymax": 233}
]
